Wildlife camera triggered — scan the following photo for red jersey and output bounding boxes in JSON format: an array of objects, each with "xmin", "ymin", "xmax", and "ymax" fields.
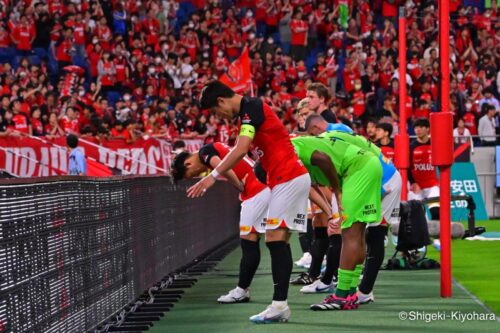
[
  {"xmin": 352, "ymin": 90, "xmax": 365, "ymax": 117},
  {"xmin": 409, "ymin": 139, "xmax": 439, "ymax": 189},
  {"xmin": 199, "ymin": 142, "xmax": 267, "ymax": 201},
  {"xmin": 73, "ymin": 22, "xmax": 86, "ymax": 45},
  {"xmin": 376, "ymin": 140, "xmax": 395, "ymax": 161},
  {"xmin": 462, "ymin": 112, "xmax": 477, "ymax": 135},
  {"xmin": 31, "ymin": 118, "xmax": 44, "ymax": 136},
  {"xmin": 12, "ymin": 113, "xmax": 30, "ymax": 134},
  {"xmin": 238, "ymin": 97, "xmax": 307, "ymax": 188},
  {"xmin": 56, "ymin": 39, "xmax": 72, "ymax": 62},
  {"xmin": 216, "ymin": 123, "xmax": 232, "ymax": 144},
  {"xmin": 60, "ymin": 116, "xmax": 79, "ymax": 134},
  {"xmin": 13, "ymin": 24, "xmax": 34, "ymax": 50},
  {"xmin": 290, "ymin": 19, "xmax": 308, "ymax": 46}
]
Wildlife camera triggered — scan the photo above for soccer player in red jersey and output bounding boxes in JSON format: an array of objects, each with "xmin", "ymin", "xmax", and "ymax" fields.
[
  {"xmin": 408, "ymin": 118, "xmax": 440, "ymax": 219},
  {"xmin": 190, "ymin": 81, "xmax": 311, "ymax": 323},
  {"xmin": 172, "ymin": 142, "xmax": 270, "ymax": 304}
]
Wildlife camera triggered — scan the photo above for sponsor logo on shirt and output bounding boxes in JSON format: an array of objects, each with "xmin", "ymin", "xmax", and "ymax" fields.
[
  {"xmin": 362, "ymin": 204, "xmax": 377, "ymax": 216},
  {"xmin": 266, "ymin": 218, "xmax": 279, "ymax": 225},
  {"xmin": 414, "ymin": 163, "xmax": 434, "ymax": 171},
  {"xmin": 240, "ymin": 226, "xmax": 251, "ymax": 233},
  {"xmin": 242, "ymin": 113, "xmax": 251, "ymax": 124},
  {"xmin": 293, "ymin": 213, "xmax": 306, "ymax": 225}
]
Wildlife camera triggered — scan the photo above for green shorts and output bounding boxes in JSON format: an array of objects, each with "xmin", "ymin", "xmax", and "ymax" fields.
[{"xmin": 341, "ymin": 154, "xmax": 382, "ymax": 229}]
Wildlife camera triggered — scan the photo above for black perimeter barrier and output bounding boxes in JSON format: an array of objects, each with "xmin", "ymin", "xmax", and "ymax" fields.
[{"xmin": 0, "ymin": 176, "xmax": 240, "ymax": 333}]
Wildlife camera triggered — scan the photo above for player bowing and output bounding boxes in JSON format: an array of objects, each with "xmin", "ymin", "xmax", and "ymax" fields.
[
  {"xmin": 172, "ymin": 142, "xmax": 270, "ymax": 304},
  {"xmin": 290, "ymin": 136, "xmax": 382, "ymax": 310},
  {"xmin": 190, "ymin": 81, "xmax": 311, "ymax": 324}
]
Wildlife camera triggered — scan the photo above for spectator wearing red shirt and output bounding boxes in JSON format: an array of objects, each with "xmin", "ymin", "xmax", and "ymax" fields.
[
  {"xmin": 70, "ymin": 12, "xmax": 87, "ymax": 59},
  {"xmin": 10, "ymin": 99, "xmax": 31, "ymax": 135},
  {"xmin": 352, "ymin": 79, "xmax": 366, "ymax": 119},
  {"xmin": 31, "ymin": 107, "xmax": 44, "ymax": 136},
  {"xmin": 60, "ymin": 107, "xmax": 79, "ymax": 134},
  {"xmin": 0, "ymin": 23, "xmax": 10, "ymax": 48},
  {"xmin": 11, "ymin": 14, "xmax": 35, "ymax": 55},
  {"xmin": 97, "ymin": 51, "xmax": 116, "ymax": 97},
  {"xmin": 96, "ymin": 16, "xmax": 112, "ymax": 51},
  {"xmin": 264, "ymin": 1, "xmax": 279, "ymax": 35},
  {"xmin": 56, "ymin": 27, "xmax": 74, "ymax": 71},
  {"xmin": 142, "ymin": 10, "xmax": 160, "ymax": 47},
  {"xmin": 224, "ymin": 25, "xmax": 243, "ymax": 61},
  {"xmin": 290, "ymin": 10, "xmax": 308, "ymax": 61},
  {"xmin": 114, "ymin": 52, "xmax": 129, "ymax": 93},
  {"xmin": 241, "ymin": 10, "xmax": 256, "ymax": 34},
  {"xmin": 255, "ymin": 0, "xmax": 268, "ymax": 35},
  {"xmin": 181, "ymin": 29, "xmax": 200, "ymax": 62}
]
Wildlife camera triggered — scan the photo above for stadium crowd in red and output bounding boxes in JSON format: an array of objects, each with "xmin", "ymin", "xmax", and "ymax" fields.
[{"xmin": 0, "ymin": 0, "xmax": 498, "ymax": 146}]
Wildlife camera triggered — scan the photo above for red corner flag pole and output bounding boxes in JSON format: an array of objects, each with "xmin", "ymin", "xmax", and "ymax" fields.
[
  {"xmin": 431, "ymin": 0, "xmax": 453, "ymax": 298},
  {"xmin": 395, "ymin": 7, "xmax": 409, "ymax": 201}
]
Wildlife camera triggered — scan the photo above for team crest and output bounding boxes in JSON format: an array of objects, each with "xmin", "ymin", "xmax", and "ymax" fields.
[{"xmin": 226, "ymin": 60, "xmax": 242, "ymax": 83}]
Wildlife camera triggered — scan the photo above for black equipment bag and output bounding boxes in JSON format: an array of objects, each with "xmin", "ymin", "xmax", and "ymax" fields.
[{"xmin": 396, "ymin": 200, "xmax": 431, "ymax": 252}]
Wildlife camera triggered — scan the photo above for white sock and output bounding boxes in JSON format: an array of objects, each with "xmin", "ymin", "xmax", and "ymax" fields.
[{"xmin": 272, "ymin": 300, "xmax": 288, "ymax": 308}]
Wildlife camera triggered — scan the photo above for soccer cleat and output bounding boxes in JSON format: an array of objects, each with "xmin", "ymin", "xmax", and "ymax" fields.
[
  {"xmin": 300, "ymin": 279, "xmax": 335, "ymax": 294},
  {"xmin": 249, "ymin": 303, "xmax": 291, "ymax": 324},
  {"xmin": 290, "ymin": 272, "xmax": 315, "ymax": 285},
  {"xmin": 348, "ymin": 294, "xmax": 359, "ymax": 309},
  {"xmin": 356, "ymin": 290, "xmax": 375, "ymax": 305},
  {"xmin": 310, "ymin": 294, "xmax": 351, "ymax": 311},
  {"xmin": 217, "ymin": 287, "xmax": 250, "ymax": 304},
  {"xmin": 295, "ymin": 252, "xmax": 312, "ymax": 268}
]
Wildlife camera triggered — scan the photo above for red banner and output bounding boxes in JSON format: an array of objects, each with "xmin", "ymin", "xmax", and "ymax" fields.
[
  {"xmin": 219, "ymin": 47, "xmax": 252, "ymax": 93},
  {"xmin": 0, "ymin": 137, "xmax": 205, "ymax": 177}
]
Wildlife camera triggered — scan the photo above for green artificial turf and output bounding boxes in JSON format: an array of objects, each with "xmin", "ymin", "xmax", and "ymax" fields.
[
  {"xmin": 426, "ymin": 219, "xmax": 500, "ymax": 316},
  {"xmin": 149, "ymin": 230, "xmax": 499, "ymax": 333}
]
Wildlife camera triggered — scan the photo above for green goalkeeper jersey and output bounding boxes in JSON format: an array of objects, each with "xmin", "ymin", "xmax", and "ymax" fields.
[{"xmin": 291, "ymin": 136, "xmax": 375, "ymax": 186}]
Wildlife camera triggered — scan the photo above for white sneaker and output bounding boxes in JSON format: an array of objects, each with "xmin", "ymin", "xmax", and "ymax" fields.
[
  {"xmin": 249, "ymin": 301, "xmax": 291, "ymax": 323},
  {"xmin": 300, "ymin": 279, "xmax": 335, "ymax": 294},
  {"xmin": 295, "ymin": 252, "xmax": 312, "ymax": 268},
  {"xmin": 356, "ymin": 290, "xmax": 375, "ymax": 304},
  {"xmin": 217, "ymin": 287, "xmax": 250, "ymax": 304}
]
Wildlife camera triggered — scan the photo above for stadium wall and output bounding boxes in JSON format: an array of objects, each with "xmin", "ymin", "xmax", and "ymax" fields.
[{"xmin": 0, "ymin": 176, "xmax": 240, "ymax": 333}]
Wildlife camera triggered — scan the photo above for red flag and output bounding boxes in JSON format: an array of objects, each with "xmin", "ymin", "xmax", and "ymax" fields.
[
  {"xmin": 219, "ymin": 47, "xmax": 252, "ymax": 93},
  {"xmin": 86, "ymin": 158, "xmax": 113, "ymax": 177}
]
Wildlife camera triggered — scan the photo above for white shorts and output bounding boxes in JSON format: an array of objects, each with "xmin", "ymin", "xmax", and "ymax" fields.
[
  {"xmin": 240, "ymin": 187, "xmax": 271, "ymax": 235},
  {"xmin": 408, "ymin": 185, "xmax": 440, "ymax": 208},
  {"xmin": 370, "ymin": 171, "xmax": 402, "ymax": 227},
  {"xmin": 266, "ymin": 173, "xmax": 310, "ymax": 233}
]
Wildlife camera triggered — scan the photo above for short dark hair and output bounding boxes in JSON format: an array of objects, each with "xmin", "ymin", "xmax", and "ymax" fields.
[
  {"xmin": 199, "ymin": 80, "xmax": 235, "ymax": 110},
  {"xmin": 66, "ymin": 134, "xmax": 79, "ymax": 148},
  {"xmin": 376, "ymin": 122, "xmax": 393, "ymax": 137},
  {"xmin": 414, "ymin": 117, "xmax": 430, "ymax": 128},
  {"xmin": 366, "ymin": 117, "xmax": 378, "ymax": 126},
  {"xmin": 173, "ymin": 140, "xmax": 186, "ymax": 150},
  {"xmin": 304, "ymin": 114, "xmax": 325, "ymax": 131},
  {"xmin": 307, "ymin": 82, "xmax": 331, "ymax": 102},
  {"xmin": 171, "ymin": 151, "xmax": 191, "ymax": 182}
]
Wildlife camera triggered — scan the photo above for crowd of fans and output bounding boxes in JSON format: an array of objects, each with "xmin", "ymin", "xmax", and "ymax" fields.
[{"xmin": 0, "ymin": 0, "xmax": 498, "ymax": 147}]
